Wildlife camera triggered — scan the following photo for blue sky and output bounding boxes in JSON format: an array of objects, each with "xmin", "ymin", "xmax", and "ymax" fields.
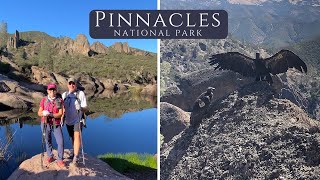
[{"xmin": 0, "ymin": 0, "xmax": 157, "ymax": 53}]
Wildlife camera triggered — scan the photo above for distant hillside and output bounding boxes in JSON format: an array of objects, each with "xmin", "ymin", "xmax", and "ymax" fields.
[
  {"xmin": 161, "ymin": 0, "xmax": 320, "ymax": 49},
  {"xmin": 289, "ymin": 36, "xmax": 320, "ymax": 76}
]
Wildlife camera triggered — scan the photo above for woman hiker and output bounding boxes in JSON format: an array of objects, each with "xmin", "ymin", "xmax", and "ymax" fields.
[{"xmin": 37, "ymin": 82, "xmax": 65, "ymax": 167}]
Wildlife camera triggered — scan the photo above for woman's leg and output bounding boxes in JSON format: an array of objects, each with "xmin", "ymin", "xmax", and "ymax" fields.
[{"xmin": 53, "ymin": 126, "xmax": 64, "ymax": 161}]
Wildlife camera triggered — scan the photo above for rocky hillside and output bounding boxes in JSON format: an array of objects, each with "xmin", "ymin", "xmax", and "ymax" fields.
[
  {"xmin": 161, "ymin": 0, "xmax": 320, "ymax": 48},
  {"xmin": 0, "ymin": 30, "xmax": 157, "ymax": 111},
  {"xmin": 1, "ymin": 30, "xmax": 156, "ymax": 84},
  {"xmin": 161, "ymin": 82, "xmax": 320, "ymax": 179}
]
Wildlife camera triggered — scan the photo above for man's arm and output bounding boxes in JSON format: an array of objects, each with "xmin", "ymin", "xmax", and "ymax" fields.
[{"xmin": 79, "ymin": 91, "xmax": 88, "ymax": 113}]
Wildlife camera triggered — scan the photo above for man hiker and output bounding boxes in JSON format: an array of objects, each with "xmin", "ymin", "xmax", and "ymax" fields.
[
  {"xmin": 37, "ymin": 83, "xmax": 65, "ymax": 167},
  {"xmin": 62, "ymin": 78, "xmax": 88, "ymax": 166}
]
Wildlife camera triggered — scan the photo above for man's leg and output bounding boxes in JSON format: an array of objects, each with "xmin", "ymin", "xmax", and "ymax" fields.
[
  {"xmin": 73, "ymin": 131, "xmax": 81, "ymax": 158},
  {"xmin": 66, "ymin": 124, "xmax": 75, "ymax": 159},
  {"xmin": 72, "ymin": 122, "xmax": 82, "ymax": 165}
]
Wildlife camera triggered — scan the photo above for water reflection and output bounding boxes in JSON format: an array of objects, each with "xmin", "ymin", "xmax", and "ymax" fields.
[{"xmin": 89, "ymin": 90, "xmax": 156, "ymax": 118}]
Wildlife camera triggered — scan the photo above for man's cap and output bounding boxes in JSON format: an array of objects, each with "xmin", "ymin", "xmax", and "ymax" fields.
[
  {"xmin": 47, "ymin": 83, "xmax": 57, "ymax": 90},
  {"xmin": 67, "ymin": 77, "xmax": 77, "ymax": 84}
]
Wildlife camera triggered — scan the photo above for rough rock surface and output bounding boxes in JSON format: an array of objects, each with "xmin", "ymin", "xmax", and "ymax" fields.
[
  {"xmin": 54, "ymin": 34, "xmax": 90, "ymax": 56},
  {"xmin": 7, "ymin": 30, "xmax": 20, "ymax": 49},
  {"xmin": 8, "ymin": 149, "xmax": 130, "ymax": 180},
  {"xmin": 160, "ymin": 102, "xmax": 190, "ymax": 143},
  {"xmin": 161, "ymin": 82, "xmax": 320, "ymax": 179},
  {"xmin": 112, "ymin": 42, "xmax": 131, "ymax": 53},
  {"xmin": 90, "ymin": 42, "xmax": 109, "ymax": 54},
  {"xmin": 0, "ymin": 74, "xmax": 43, "ymax": 109},
  {"xmin": 141, "ymin": 84, "xmax": 157, "ymax": 97}
]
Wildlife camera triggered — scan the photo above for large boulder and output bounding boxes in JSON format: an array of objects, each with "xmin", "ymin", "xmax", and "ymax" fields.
[
  {"xmin": 0, "ymin": 74, "xmax": 43, "ymax": 109},
  {"xmin": 31, "ymin": 66, "xmax": 54, "ymax": 86},
  {"xmin": 160, "ymin": 102, "xmax": 190, "ymax": 143},
  {"xmin": 8, "ymin": 149, "xmax": 130, "ymax": 180},
  {"xmin": 141, "ymin": 84, "xmax": 157, "ymax": 96},
  {"xmin": 0, "ymin": 93, "xmax": 29, "ymax": 109}
]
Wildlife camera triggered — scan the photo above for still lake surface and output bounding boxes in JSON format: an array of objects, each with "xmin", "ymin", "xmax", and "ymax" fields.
[{"xmin": 0, "ymin": 94, "xmax": 157, "ymax": 179}]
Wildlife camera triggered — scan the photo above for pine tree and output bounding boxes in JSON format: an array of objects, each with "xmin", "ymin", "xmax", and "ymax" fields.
[{"xmin": 0, "ymin": 21, "xmax": 8, "ymax": 48}]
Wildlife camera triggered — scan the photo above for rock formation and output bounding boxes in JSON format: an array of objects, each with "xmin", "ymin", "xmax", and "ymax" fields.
[
  {"xmin": 8, "ymin": 149, "xmax": 130, "ymax": 180},
  {"xmin": 90, "ymin": 42, "xmax": 108, "ymax": 54},
  {"xmin": 161, "ymin": 82, "xmax": 320, "ymax": 179},
  {"xmin": 0, "ymin": 74, "xmax": 43, "ymax": 110},
  {"xmin": 160, "ymin": 102, "xmax": 190, "ymax": 143},
  {"xmin": 112, "ymin": 42, "xmax": 131, "ymax": 53},
  {"xmin": 55, "ymin": 34, "xmax": 90, "ymax": 56},
  {"xmin": 74, "ymin": 34, "xmax": 91, "ymax": 56},
  {"xmin": 141, "ymin": 84, "xmax": 157, "ymax": 97},
  {"xmin": 7, "ymin": 30, "xmax": 20, "ymax": 49}
]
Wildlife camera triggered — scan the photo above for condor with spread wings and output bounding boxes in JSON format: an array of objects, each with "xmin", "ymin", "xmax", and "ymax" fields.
[{"xmin": 209, "ymin": 50, "xmax": 307, "ymax": 84}]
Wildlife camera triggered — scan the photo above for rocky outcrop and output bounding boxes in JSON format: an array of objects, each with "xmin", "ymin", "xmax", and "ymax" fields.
[
  {"xmin": 74, "ymin": 34, "xmax": 91, "ymax": 56},
  {"xmin": 141, "ymin": 84, "xmax": 157, "ymax": 97},
  {"xmin": 55, "ymin": 34, "xmax": 90, "ymax": 56},
  {"xmin": 31, "ymin": 66, "xmax": 58, "ymax": 87},
  {"xmin": 7, "ymin": 30, "xmax": 20, "ymax": 49},
  {"xmin": 110, "ymin": 42, "xmax": 154, "ymax": 56},
  {"xmin": 8, "ymin": 149, "xmax": 130, "ymax": 180},
  {"xmin": 112, "ymin": 42, "xmax": 131, "ymax": 54},
  {"xmin": 90, "ymin": 42, "xmax": 108, "ymax": 54},
  {"xmin": 160, "ymin": 102, "xmax": 190, "ymax": 143},
  {"xmin": 0, "ymin": 74, "xmax": 44, "ymax": 109},
  {"xmin": 161, "ymin": 82, "xmax": 320, "ymax": 179}
]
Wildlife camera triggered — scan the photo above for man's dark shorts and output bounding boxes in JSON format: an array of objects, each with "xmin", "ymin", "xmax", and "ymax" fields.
[{"xmin": 66, "ymin": 122, "xmax": 83, "ymax": 139}]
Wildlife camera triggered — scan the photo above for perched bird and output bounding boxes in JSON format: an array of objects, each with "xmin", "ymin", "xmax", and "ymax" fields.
[{"xmin": 209, "ymin": 50, "xmax": 307, "ymax": 84}]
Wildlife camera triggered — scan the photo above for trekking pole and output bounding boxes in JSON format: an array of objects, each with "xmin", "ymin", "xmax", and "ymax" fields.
[
  {"xmin": 77, "ymin": 110, "xmax": 85, "ymax": 166},
  {"xmin": 41, "ymin": 117, "xmax": 47, "ymax": 169}
]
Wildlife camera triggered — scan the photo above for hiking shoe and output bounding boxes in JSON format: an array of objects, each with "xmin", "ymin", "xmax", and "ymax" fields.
[
  {"xmin": 57, "ymin": 160, "xmax": 65, "ymax": 167},
  {"xmin": 47, "ymin": 157, "xmax": 55, "ymax": 164},
  {"xmin": 71, "ymin": 157, "xmax": 79, "ymax": 167}
]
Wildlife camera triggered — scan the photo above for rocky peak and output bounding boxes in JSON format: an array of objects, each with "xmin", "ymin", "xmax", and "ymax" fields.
[
  {"xmin": 74, "ymin": 34, "xmax": 90, "ymax": 55},
  {"xmin": 111, "ymin": 42, "xmax": 131, "ymax": 53},
  {"xmin": 54, "ymin": 34, "xmax": 90, "ymax": 56},
  {"xmin": 7, "ymin": 30, "xmax": 20, "ymax": 49},
  {"xmin": 161, "ymin": 81, "xmax": 320, "ymax": 179},
  {"xmin": 90, "ymin": 41, "xmax": 109, "ymax": 54}
]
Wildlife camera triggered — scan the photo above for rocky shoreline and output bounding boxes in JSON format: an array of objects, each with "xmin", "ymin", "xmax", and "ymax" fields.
[{"xmin": 0, "ymin": 71, "xmax": 156, "ymax": 111}]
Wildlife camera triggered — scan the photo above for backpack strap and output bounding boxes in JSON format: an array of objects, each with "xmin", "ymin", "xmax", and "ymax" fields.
[
  {"xmin": 64, "ymin": 90, "xmax": 81, "ymax": 105},
  {"xmin": 44, "ymin": 97, "xmax": 62, "ymax": 110}
]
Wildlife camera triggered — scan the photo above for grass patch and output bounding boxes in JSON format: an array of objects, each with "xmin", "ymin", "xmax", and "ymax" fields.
[{"xmin": 98, "ymin": 153, "xmax": 157, "ymax": 173}]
